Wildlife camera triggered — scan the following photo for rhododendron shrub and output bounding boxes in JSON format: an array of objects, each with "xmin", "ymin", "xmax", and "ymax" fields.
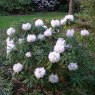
[
  {"xmin": 5, "ymin": 15, "xmax": 91, "ymax": 94},
  {"xmin": 32, "ymin": 0, "xmax": 60, "ymax": 11}
]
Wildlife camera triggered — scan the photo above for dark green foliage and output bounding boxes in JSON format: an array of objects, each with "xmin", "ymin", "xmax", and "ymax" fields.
[
  {"xmin": 0, "ymin": 0, "xmax": 60, "ymax": 15},
  {"xmin": 0, "ymin": 0, "xmax": 34, "ymax": 15},
  {"xmin": 0, "ymin": 0, "xmax": 81, "ymax": 15}
]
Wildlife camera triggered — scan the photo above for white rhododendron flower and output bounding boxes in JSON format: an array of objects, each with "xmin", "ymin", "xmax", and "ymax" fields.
[
  {"xmin": 44, "ymin": 28, "xmax": 52, "ymax": 37},
  {"xmin": 56, "ymin": 38, "xmax": 65, "ymax": 46},
  {"xmin": 6, "ymin": 37, "xmax": 14, "ymax": 45},
  {"xmin": 7, "ymin": 43, "xmax": 16, "ymax": 55},
  {"xmin": 48, "ymin": 51, "xmax": 60, "ymax": 63},
  {"xmin": 65, "ymin": 15, "xmax": 74, "ymax": 22},
  {"xmin": 51, "ymin": 20, "xmax": 60, "ymax": 27},
  {"xmin": 68, "ymin": 63, "xmax": 78, "ymax": 71},
  {"xmin": 54, "ymin": 44, "xmax": 65, "ymax": 53},
  {"xmin": 80, "ymin": 29, "xmax": 89, "ymax": 36},
  {"xmin": 51, "ymin": 20, "xmax": 55, "ymax": 27},
  {"xmin": 7, "ymin": 27, "xmax": 16, "ymax": 36},
  {"xmin": 22, "ymin": 23, "xmax": 31, "ymax": 31},
  {"xmin": 54, "ymin": 20, "xmax": 61, "ymax": 27},
  {"xmin": 66, "ymin": 29, "xmax": 75, "ymax": 37},
  {"xmin": 18, "ymin": 38, "xmax": 24, "ymax": 44},
  {"xmin": 7, "ymin": 43, "xmax": 15, "ymax": 50},
  {"xmin": 60, "ymin": 18, "xmax": 67, "ymax": 25},
  {"xmin": 34, "ymin": 67, "xmax": 46, "ymax": 79},
  {"xmin": 54, "ymin": 38, "xmax": 66, "ymax": 53},
  {"xmin": 60, "ymin": 15, "xmax": 74, "ymax": 26},
  {"xmin": 42, "ymin": 25, "xmax": 47, "ymax": 29},
  {"xmin": 49, "ymin": 74, "xmax": 59, "ymax": 83},
  {"xmin": 25, "ymin": 52, "xmax": 32, "ymax": 57},
  {"xmin": 7, "ymin": 45, "xmax": 16, "ymax": 53},
  {"xmin": 27, "ymin": 34, "xmax": 36, "ymax": 42},
  {"xmin": 37, "ymin": 34, "xmax": 45, "ymax": 40},
  {"xmin": 6, "ymin": 38, "xmax": 16, "ymax": 54},
  {"xmin": 35, "ymin": 19, "xmax": 44, "ymax": 27},
  {"xmin": 13, "ymin": 63, "xmax": 23, "ymax": 73}
]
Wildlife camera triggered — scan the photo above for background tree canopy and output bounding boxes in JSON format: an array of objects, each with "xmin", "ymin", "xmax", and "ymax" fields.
[{"xmin": 0, "ymin": 0, "xmax": 80, "ymax": 15}]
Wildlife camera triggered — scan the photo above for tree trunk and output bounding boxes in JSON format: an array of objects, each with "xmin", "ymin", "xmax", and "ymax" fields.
[{"xmin": 68, "ymin": 0, "xmax": 74, "ymax": 14}]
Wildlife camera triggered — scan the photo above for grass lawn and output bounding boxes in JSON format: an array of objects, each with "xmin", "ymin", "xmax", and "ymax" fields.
[{"xmin": 0, "ymin": 12, "xmax": 65, "ymax": 29}]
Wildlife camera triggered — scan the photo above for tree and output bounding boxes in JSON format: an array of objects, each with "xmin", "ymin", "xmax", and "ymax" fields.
[{"xmin": 68, "ymin": 0, "xmax": 74, "ymax": 14}]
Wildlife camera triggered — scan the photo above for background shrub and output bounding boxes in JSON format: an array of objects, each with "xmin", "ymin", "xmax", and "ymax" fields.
[
  {"xmin": 0, "ymin": 0, "xmax": 34, "ymax": 15},
  {"xmin": 0, "ymin": 0, "xmax": 60, "ymax": 15},
  {"xmin": 32, "ymin": 0, "xmax": 60, "ymax": 12},
  {"xmin": 0, "ymin": 0, "xmax": 81, "ymax": 15}
]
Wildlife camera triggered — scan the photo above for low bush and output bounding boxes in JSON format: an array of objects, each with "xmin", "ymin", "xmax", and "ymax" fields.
[{"xmin": 1, "ymin": 14, "xmax": 95, "ymax": 95}]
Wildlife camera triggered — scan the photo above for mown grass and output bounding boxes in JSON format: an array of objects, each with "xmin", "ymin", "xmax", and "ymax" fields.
[{"xmin": 0, "ymin": 12, "xmax": 65, "ymax": 29}]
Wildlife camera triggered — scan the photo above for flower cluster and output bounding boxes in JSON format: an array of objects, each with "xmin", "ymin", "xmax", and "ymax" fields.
[
  {"xmin": 34, "ymin": 67, "xmax": 46, "ymax": 79},
  {"xmin": 35, "ymin": 19, "xmax": 44, "ymax": 27},
  {"xmin": 66, "ymin": 29, "xmax": 75, "ymax": 37},
  {"xmin": 61, "ymin": 15, "xmax": 74, "ymax": 25},
  {"xmin": 27, "ymin": 34, "xmax": 36, "ymax": 42},
  {"xmin": 7, "ymin": 27, "xmax": 16, "ymax": 36},
  {"xmin": 44, "ymin": 28, "xmax": 52, "ymax": 37},
  {"xmin": 22, "ymin": 23, "xmax": 31, "ymax": 31},
  {"xmin": 68, "ymin": 63, "xmax": 78, "ymax": 71},
  {"xmin": 49, "ymin": 74, "xmax": 59, "ymax": 83},
  {"xmin": 6, "ymin": 28, "xmax": 16, "ymax": 54},
  {"xmin": 80, "ymin": 29, "xmax": 89, "ymax": 36},
  {"xmin": 51, "ymin": 20, "xmax": 61, "ymax": 28},
  {"xmin": 48, "ymin": 38, "xmax": 66, "ymax": 63},
  {"xmin": 50, "ymin": 15, "xmax": 74, "ymax": 28},
  {"xmin": 13, "ymin": 63, "xmax": 23, "ymax": 73},
  {"xmin": 6, "ymin": 14, "xmax": 90, "ymax": 86}
]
